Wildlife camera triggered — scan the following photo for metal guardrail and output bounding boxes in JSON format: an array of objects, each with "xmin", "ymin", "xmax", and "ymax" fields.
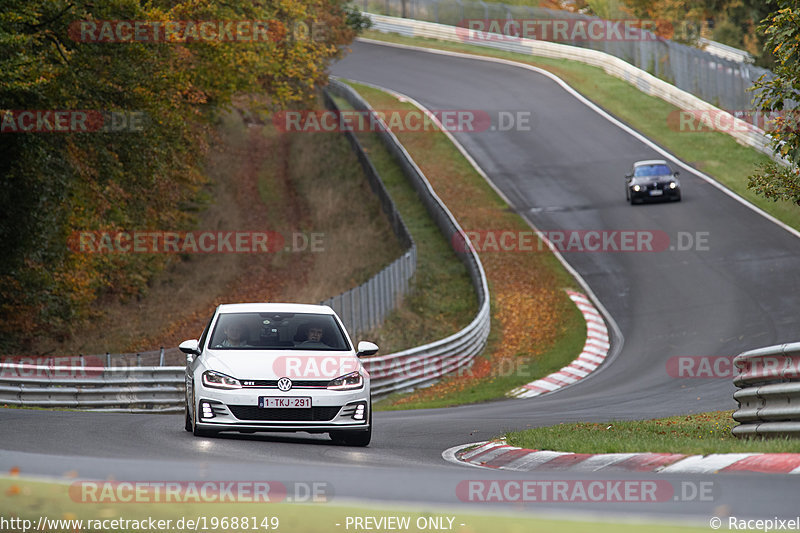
[
  {"xmin": 326, "ymin": 78, "xmax": 491, "ymax": 397},
  {"xmin": 0, "ymin": 80, "xmax": 491, "ymax": 409},
  {"xmin": 0, "ymin": 365, "xmax": 184, "ymax": 413},
  {"xmin": 733, "ymin": 342, "xmax": 800, "ymax": 437},
  {"xmin": 319, "ymin": 89, "xmax": 417, "ymax": 338},
  {"xmin": 698, "ymin": 38, "xmax": 754, "ymax": 64},
  {"xmin": 362, "ymin": 13, "xmax": 776, "ymax": 160},
  {"xmin": 359, "ymin": 0, "xmax": 772, "ymax": 125}
]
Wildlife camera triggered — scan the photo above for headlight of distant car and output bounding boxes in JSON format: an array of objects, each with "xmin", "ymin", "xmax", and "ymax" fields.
[
  {"xmin": 328, "ymin": 371, "xmax": 363, "ymax": 391},
  {"xmin": 632, "ymin": 184, "xmax": 641, "ymax": 192},
  {"xmin": 202, "ymin": 370, "xmax": 242, "ymax": 389},
  {"xmin": 669, "ymin": 181, "xmax": 678, "ymax": 189}
]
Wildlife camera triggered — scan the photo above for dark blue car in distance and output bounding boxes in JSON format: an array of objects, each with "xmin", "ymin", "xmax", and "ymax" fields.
[{"xmin": 625, "ymin": 160, "xmax": 682, "ymax": 204}]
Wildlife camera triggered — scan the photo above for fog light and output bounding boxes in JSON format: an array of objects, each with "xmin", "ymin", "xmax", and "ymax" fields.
[
  {"xmin": 201, "ymin": 401, "xmax": 214, "ymax": 419},
  {"xmin": 354, "ymin": 403, "xmax": 366, "ymax": 421}
]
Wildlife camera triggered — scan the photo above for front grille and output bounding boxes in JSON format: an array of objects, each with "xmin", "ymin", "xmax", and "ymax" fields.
[
  {"xmin": 228, "ymin": 405, "xmax": 341, "ymax": 421},
  {"xmin": 241, "ymin": 380, "xmax": 329, "ymax": 388}
]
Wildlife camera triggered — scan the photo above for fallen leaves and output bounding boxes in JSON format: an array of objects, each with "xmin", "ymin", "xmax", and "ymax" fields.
[{"xmin": 383, "ymin": 109, "xmax": 570, "ymax": 405}]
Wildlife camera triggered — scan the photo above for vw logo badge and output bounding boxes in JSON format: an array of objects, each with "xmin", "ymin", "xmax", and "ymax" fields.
[{"xmin": 277, "ymin": 377, "xmax": 293, "ymax": 392}]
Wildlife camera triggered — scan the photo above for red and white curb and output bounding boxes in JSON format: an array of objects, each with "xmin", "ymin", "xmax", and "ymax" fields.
[
  {"xmin": 444, "ymin": 440, "xmax": 800, "ymax": 475},
  {"xmin": 508, "ymin": 290, "xmax": 609, "ymax": 398}
]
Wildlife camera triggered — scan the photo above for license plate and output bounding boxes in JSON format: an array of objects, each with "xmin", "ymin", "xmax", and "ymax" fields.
[
  {"xmin": 259, "ymin": 397, "xmax": 311, "ymax": 408},
  {"xmin": 649, "ymin": 189, "xmax": 663, "ymax": 196}
]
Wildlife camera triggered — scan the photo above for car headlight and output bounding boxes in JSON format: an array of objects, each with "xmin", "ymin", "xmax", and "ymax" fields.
[
  {"xmin": 669, "ymin": 181, "xmax": 678, "ymax": 189},
  {"xmin": 632, "ymin": 184, "xmax": 641, "ymax": 192},
  {"xmin": 202, "ymin": 370, "xmax": 241, "ymax": 390},
  {"xmin": 328, "ymin": 371, "xmax": 363, "ymax": 391}
]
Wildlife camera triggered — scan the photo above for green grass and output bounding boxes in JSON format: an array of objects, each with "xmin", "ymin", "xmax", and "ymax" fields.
[
  {"xmin": 338, "ymin": 81, "xmax": 587, "ymax": 410},
  {"xmin": 329, "ymin": 94, "xmax": 478, "ymax": 356},
  {"xmin": 0, "ymin": 476, "xmax": 713, "ymax": 533},
  {"xmin": 359, "ymin": 30, "xmax": 800, "ymax": 232},
  {"xmin": 376, "ymin": 301, "xmax": 586, "ymax": 410},
  {"xmin": 506, "ymin": 411, "xmax": 800, "ymax": 455}
]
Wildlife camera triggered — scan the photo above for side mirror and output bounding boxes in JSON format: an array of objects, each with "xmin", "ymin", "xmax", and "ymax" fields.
[
  {"xmin": 674, "ymin": 171, "xmax": 680, "ymax": 177},
  {"xmin": 179, "ymin": 339, "xmax": 200, "ymax": 356},
  {"xmin": 625, "ymin": 173, "xmax": 632, "ymax": 179},
  {"xmin": 356, "ymin": 341, "xmax": 379, "ymax": 357}
]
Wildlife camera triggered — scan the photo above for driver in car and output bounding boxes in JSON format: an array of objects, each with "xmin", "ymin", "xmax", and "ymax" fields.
[
  {"xmin": 297, "ymin": 322, "xmax": 330, "ymax": 348},
  {"xmin": 215, "ymin": 321, "xmax": 250, "ymax": 348}
]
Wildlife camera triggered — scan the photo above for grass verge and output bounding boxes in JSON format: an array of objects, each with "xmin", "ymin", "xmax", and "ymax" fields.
[
  {"xmin": 338, "ymin": 81, "xmax": 585, "ymax": 409},
  {"xmin": 359, "ymin": 30, "xmax": 800, "ymax": 232},
  {"xmin": 505, "ymin": 411, "xmax": 800, "ymax": 454},
  {"xmin": 329, "ymin": 94, "xmax": 478, "ymax": 355},
  {"xmin": 0, "ymin": 476, "xmax": 711, "ymax": 533}
]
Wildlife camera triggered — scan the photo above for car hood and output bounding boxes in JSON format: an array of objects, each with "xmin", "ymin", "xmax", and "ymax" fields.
[
  {"xmin": 202, "ymin": 349, "xmax": 361, "ymax": 380},
  {"xmin": 630, "ymin": 175, "xmax": 676, "ymax": 184}
]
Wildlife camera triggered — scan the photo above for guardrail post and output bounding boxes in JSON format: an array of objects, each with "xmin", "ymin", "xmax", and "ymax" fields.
[
  {"xmin": 159, "ymin": 347, "xmax": 165, "ymax": 367},
  {"xmin": 368, "ymin": 277, "xmax": 376, "ymax": 331},
  {"xmin": 136, "ymin": 353, "xmax": 141, "ymax": 367}
]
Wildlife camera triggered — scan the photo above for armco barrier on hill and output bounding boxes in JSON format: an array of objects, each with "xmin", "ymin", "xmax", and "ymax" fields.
[
  {"xmin": 363, "ymin": 13, "xmax": 776, "ymax": 160},
  {"xmin": 733, "ymin": 342, "xmax": 800, "ymax": 437},
  {"xmin": 0, "ymin": 80, "xmax": 491, "ymax": 410}
]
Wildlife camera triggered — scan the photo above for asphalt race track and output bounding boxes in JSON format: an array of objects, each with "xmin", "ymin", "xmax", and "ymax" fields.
[{"xmin": 3, "ymin": 39, "xmax": 800, "ymax": 522}]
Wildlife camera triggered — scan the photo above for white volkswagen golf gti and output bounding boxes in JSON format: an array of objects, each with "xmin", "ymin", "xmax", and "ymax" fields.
[{"xmin": 180, "ymin": 303, "xmax": 377, "ymax": 446}]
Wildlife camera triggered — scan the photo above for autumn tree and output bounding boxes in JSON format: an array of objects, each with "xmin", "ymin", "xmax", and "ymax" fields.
[
  {"xmin": 0, "ymin": 0, "xmax": 365, "ymax": 350},
  {"xmin": 620, "ymin": 0, "xmax": 774, "ymax": 64},
  {"xmin": 747, "ymin": 0, "xmax": 800, "ymax": 205}
]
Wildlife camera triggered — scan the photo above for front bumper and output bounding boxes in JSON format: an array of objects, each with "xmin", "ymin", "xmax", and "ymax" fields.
[
  {"xmin": 631, "ymin": 187, "xmax": 680, "ymax": 201},
  {"xmin": 195, "ymin": 387, "xmax": 370, "ymax": 433}
]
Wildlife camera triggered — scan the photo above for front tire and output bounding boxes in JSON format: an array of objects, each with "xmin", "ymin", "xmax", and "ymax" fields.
[
  {"xmin": 330, "ymin": 404, "xmax": 372, "ymax": 446},
  {"xmin": 193, "ymin": 417, "xmax": 216, "ymax": 438},
  {"xmin": 184, "ymin": 404, "xmax": 192, "ymax": 432}
]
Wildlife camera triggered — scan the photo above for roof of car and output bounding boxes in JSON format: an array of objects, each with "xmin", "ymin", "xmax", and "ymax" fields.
[
  {"xmin": 634, "ymin": 159, "xmax": 669, "ymax": 167},
  {"xmin": 216, "ymin": 303, "xmax": 335, "ymax": 314}
]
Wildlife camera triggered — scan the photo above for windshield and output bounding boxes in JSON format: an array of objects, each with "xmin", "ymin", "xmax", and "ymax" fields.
[
  {"xmin": 634, "ymin": 164, "xmax": 672, "ymax": 177},
  {"xmin": 208, "ymin": 312, "xmax": 350, "ymax": 351}
]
